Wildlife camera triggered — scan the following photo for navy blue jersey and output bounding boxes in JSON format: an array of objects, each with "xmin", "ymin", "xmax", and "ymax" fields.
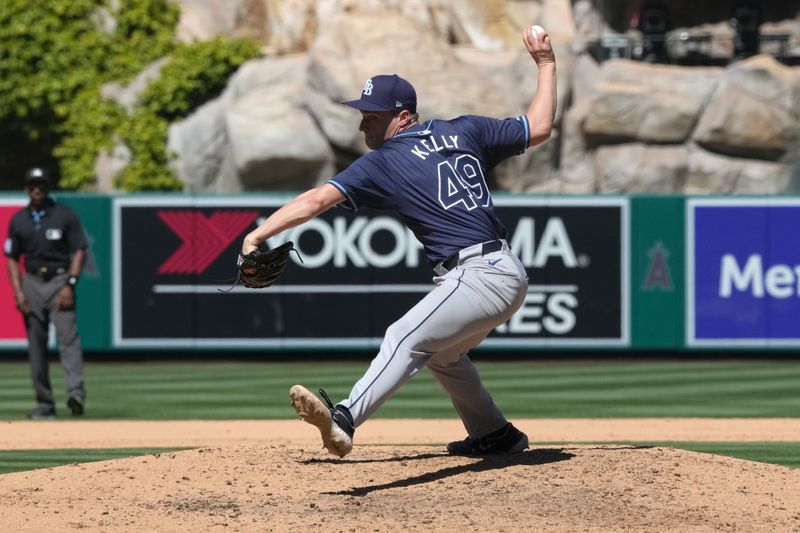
[{"xmin": 329, "ymin": 114, "xmax": 530, "ymax": 265}]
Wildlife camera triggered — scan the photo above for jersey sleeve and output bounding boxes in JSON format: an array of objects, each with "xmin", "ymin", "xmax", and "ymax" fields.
[
  {"xmin": 456, "ymin": 115, "xmax": 530, "ymax": 169},
  {"xmin": 4, "ymin": 214, "xmax": 22, "ymax": 260},
  {"xmin": 328, "ymin": 152, "xmax": 396, "ymax": 211}
]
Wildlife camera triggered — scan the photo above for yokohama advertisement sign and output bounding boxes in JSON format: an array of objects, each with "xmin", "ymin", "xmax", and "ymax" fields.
[{"xmin": 113, "ymin": 197, "xmax": 628, "ymax": 349}]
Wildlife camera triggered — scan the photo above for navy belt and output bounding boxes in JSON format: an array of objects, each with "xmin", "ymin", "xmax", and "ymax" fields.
[{"xmin": 440, "ymin": 239, "xmax": 504, "ymax": 272}]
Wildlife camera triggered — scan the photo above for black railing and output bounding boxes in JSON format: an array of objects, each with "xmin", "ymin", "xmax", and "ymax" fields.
[{"xmin": 589, "ymin": 32, "xmax": 798, "ymax": 66}]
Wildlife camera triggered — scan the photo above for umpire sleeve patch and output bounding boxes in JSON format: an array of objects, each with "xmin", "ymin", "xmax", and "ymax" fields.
[{"xmin": 3, "ymin": 238, "xmax": 11, "ymax": 256}]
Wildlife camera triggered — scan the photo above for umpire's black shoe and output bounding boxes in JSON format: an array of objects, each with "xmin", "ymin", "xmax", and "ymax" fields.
[
  {"xmin": 26, "ymin": 405, "xmax": 56, "ymax": 420},
  {"xmin": 447, "ymin": 422, "xmax": 528, "ymax": 456},
  {"xmin": 289, "ymin": 385, "xmax": 355, "ymax": 457},
  {"xmin": 67, "ymin": 396, "xmax": 84, "ymax": 416}
]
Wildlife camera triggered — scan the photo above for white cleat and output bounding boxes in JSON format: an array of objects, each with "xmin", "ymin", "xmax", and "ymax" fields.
[{"xmin": 289, "ymin": 384, "xmax": 354, "ymax": 458}]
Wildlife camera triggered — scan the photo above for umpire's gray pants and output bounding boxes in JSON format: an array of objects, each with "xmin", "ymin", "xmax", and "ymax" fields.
[
  {"xmin": 22, "ymin": 273, "xmax": 85, "ymax": 409},
  {"xmin": 341, "ymin": 243, "xmax": 528, "ymax": 439}
]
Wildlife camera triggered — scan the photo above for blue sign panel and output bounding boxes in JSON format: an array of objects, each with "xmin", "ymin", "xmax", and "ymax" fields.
[{"xmin": 688, "ymin": 199, "xmax": 800, "ymax": 346}]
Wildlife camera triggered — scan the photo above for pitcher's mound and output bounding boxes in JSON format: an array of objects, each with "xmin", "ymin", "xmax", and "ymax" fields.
[{"xmin": 2, "ymin": 445, "xmax": 798, "ymax": 531}]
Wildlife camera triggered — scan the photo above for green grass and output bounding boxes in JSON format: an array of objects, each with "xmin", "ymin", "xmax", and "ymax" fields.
[
  {"xmin": 1, "ymin": 443, "xmax": 797, "ymax": 475},
  {"xmin": 3, "ymin": 360, "xmax": 798, "ymax": 474},
  {"xmin": 563, "ymin": 442, "xmax": 800, "ymax": 469},
  {"xmin": 2, "ymin": 359, "xmax": 800, "ymax": 419},
  {"xmin": 653, "ymin": 442, "xmax": 800, "ymax": 468},
  {"xmin": 0, "ymin": 448, "xmax": 184, "ymax": 475}
]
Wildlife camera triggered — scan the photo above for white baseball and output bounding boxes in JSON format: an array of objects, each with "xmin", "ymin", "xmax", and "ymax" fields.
[{"xmin": 531, "ymin": 25, "xmax": 546, "ymax": 38}]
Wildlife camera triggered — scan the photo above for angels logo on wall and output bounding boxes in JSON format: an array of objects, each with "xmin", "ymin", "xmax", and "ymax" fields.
[{"xmin": 643, "ymin": 241, "xmax": 673, "ymax": 291}]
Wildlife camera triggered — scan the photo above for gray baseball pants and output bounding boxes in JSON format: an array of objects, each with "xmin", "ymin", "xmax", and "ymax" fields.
[
  {"xmin": 340, "ymin": 241, "xmax": 528, "ymax": 438},
  {"xmin": 22, "ymin": 273, "xmax": 85, "ymax": 409}
]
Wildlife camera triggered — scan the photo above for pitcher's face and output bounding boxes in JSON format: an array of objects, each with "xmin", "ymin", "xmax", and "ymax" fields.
[{"xmin": 359, "ymin": 111, "xmax": 399, "ymax": 150}]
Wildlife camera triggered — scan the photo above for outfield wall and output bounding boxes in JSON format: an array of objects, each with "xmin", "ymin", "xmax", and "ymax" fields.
[{"xmin": 1, "ymin": 193, "xmax": 797, "ymax": 352}]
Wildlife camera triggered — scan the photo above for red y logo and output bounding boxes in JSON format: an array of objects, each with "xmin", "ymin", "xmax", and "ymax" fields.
[{"xmin": 157, "ymin": 210, "xmax": 259, "ymax": 274}]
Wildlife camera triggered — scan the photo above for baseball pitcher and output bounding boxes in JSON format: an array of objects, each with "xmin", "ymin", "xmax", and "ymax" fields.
[{"xmin": 241, "ymin": 25, "xmax": 557, "ymax": 457}]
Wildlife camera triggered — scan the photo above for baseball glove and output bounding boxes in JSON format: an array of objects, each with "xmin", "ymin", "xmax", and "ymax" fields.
[{"xmin": 236, "ymin": 241, "xmax": 297, "ymax": 289}]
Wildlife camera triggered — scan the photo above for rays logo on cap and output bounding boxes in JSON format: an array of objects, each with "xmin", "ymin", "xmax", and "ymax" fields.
[
  {"xmin": 343, "ymin": 74, "xmax": 417, "ymax": 113},
  {"xmin": 363, "ymin": 79, "xmax": 374, "ymax": 96}
]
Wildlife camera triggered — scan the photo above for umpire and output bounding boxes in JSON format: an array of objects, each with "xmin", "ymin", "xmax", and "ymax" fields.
[{"xmin": 4, "ymin": 168, "xmax": 88, "ymax": 419}]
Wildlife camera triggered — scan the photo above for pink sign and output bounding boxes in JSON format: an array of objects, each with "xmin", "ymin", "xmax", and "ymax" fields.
[{"xmin": 0, "ymin": 202, "xmax": 27, "ymax": 343}]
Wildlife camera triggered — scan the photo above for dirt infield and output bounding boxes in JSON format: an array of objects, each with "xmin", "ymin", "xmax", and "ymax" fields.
[{"xmin": 2, "ymin": 419, "xmax": 800, "ymax": 532}]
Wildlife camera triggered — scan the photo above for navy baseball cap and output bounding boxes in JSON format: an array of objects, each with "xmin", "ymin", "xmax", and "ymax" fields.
[{"xmin": 343, "ymin": 74, "xmax": 417, "ymax": 113}]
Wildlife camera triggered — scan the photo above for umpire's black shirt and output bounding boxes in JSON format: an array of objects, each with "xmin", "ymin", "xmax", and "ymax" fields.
[{"xmin": 4, "ymin": 198, "xmax": 87, "ymax": 277}]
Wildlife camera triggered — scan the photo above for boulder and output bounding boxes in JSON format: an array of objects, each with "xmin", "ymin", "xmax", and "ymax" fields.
[
  {"xmin": 559, "ymin": 54, "xmax": 601, "ymax": 192},
  {"xmin": 450, "ymin": 0, "xmax": 522, "ymax": 51},
  {"xmin": 168, "ymin": 54, "xmax": 334, "ymax": 191},
  {"xmin": 693, "ymin": 55, "xmax": 800, "ymax": 161},
  {"xmin": 227, "ymin": 85, "xmax": 335, "ymax": 190},
  {"xmin": 306, "ymin": 10, "xmax": 520, "ymax": 157},
  {"xmin": 685, "ymin": 145, "xmax": 791, "ymax": 194},
  {"xmin": 94, "ymin": 1, "xmax": 800, "ymax": 196},
  {"xmin": 539, "ymin": 0, "xmax": 575, "ymax": 42},
  {"xmin": 594, "ymin": 143, "xmax": 688, "ymax": 193},
  {"xmin": 100, "ymin": 58, "xmax": 169, "ymax": 113},
  {"xmin": 454, "ymin": 40, "xmax": 574, "ymax": 192},
  {"xmin": 584, "ymin": 59, "xmax": 721, "ymax": 144},
  {"xmin": 174, "ymin": 0, "xmax": 253, "ymax": 42},
  {"xmin": 93, "ymin": 142, "xmax": 131, "ymax": 193},
  {"xmin": 168, "ymin": 97, "xmax": 235, "ymax": 192}
]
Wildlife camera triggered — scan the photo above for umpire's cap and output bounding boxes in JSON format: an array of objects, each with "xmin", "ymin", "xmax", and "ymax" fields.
[
  {"xmin": 343, "ymin": 74, "xmax": 417, "ymax": 113},
  {"xmin": 24, "ymin": 167, "xmax": 51, "ymax": 186}
]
